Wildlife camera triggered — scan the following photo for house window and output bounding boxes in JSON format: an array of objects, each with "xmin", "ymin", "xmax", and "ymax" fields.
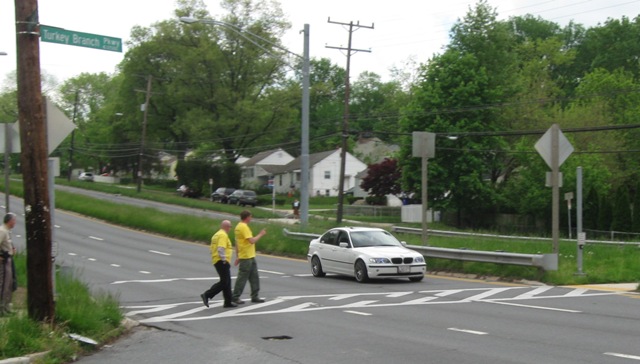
[{"xmin": 324, "ymin": 171, "xmax": 331, "ymax": 179}]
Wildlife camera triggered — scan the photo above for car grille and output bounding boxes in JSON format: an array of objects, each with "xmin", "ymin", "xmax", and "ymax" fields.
[{"xmin": 391, "ymin": 257, "xmax": 414, "ymax": 264}]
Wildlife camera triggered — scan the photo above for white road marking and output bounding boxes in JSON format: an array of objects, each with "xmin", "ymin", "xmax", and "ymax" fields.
[
  {"xmin": 139, "ymin": 271, "xmax": 151, "ymax": 274},
  {"xmin": 88, "ymin": 258, "xmax": 97, "ymax": 261},
  {"xmin": 564, "ymin": 288, "xmax": 589, "ymax": 297},
  {"xmin": 485, "ymin": 300, "xmax": 581, "ymax": 313},
  {"xmin": 112, "ymin": 277, "xmax": 233, "ymax": 284},
  {"xmin": 465, "ymin": 287, "xmax": 515, "ymax": 301},
  {"xmin": 512, "ymin": 286, "xmax": 554, "ymax": 300},
  {"xmin": 448, "ymin": 328, "xmax": 488, "ymax": 335},
  {"xmin": 344, "ymin": 310, "xmax": 372, "ymax": 316},
  {"xmin": 54, "ymin": 224, "xmax": 61, "ymax": 228},
  {"xmin": 89, "ymin": 236, "xmax": 104, "ymax": 241},
  {"xmin": 110, "ymin": 264, "xmax": 120, "ymax": 267},
  {"xmin": 604, "ymin": 352, "xmax": 640, "ymax": 361},
  {"xmin": 68, "ymin": 253, "xmax": 77, "ymax": 256},
  {"xmin": 149, "ymin": 250, "xmax": 171, "ymax": 256},
  {"xmin": 259, "ymin": 269, "xmax": 284, "ymax": 275}
]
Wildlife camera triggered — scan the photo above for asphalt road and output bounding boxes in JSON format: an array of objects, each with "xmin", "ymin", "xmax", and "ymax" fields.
[{"xmin": 4, "ymin": 191, "xmax": 640, "ymax": 364}]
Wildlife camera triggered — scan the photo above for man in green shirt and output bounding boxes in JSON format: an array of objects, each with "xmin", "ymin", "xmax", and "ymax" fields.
[{"xmin": 232, "ymin": 210, "xmax": 266, "ymax": 304}]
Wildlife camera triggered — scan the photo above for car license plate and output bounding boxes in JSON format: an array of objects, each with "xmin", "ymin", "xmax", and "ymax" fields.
[{"xmin": 398, "ymin": 265, "xmax": 410, "ymax": 273}]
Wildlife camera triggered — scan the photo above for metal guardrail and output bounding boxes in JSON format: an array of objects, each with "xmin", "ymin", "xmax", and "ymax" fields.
[
  {"xmin": 282, "ymin": 228, "xmax": 321, "ymax": 241},
  {"xmin": 391, "ymin": 226, "xmax": 640, "ymax": 246},
  {"xmin": 406, "ymin": 245, "xmax": 557, "ymax": 271},
  {"xmin": 283, "ymin": 228, "xmax": 558, "ymax": 271}
]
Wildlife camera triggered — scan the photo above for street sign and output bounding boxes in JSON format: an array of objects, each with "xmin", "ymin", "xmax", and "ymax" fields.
[
  {"xmin": 40, "ymin": 25, "xmax": 122, "ymax": 52},
  {"xmin": 0, "ymin": 98, "xmax": 76, "ymax": 155},
  {"xmin": 412, "ymin": 131, "xmax": 435, "ymax": 158},
  {"xmin": 535, "ymin": 126, "xmax": 573, "ymax": 168}
]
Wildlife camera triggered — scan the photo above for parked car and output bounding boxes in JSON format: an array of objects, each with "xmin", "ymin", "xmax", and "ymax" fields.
[
  {"xmin": 227, "ymin": 189, "xmax": 258, "ymax": 207},
  {"xmin": 78, "ymin": 172, "xmax": 94, "ymax": 182},
  {"xmin": 211, "ymin": 187, "xmax": 236, "ymax": 203},
  {"xmin": 307, "ymin": 227, "xmax": 426, "ymax": 283}
]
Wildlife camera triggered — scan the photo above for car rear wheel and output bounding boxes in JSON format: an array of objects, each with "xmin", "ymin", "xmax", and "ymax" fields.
[
  {"xmin": 409, "ymin": 276, "xmax": 424, "ymax": 282},
  {"xmin": 354, "ymin": 260, "xmax": 369, "ymax": 283},
  {"xmin": 311, "ymin": 256, "xmax": 325, "ymax": 277}
]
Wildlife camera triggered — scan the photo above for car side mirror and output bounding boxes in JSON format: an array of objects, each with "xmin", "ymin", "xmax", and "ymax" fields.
[{"xmin": 400, "ymin": 241, "xmax": 407, "ymax": 247}]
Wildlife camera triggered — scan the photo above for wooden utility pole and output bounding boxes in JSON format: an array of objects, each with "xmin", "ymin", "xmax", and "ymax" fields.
[
  {"xmin": 326, "ymin": 18, "xmax": 373, "ymax": 224},
  {"xmin": 15, "ymin": 0, "xmax": 55, "ymax": 321}
]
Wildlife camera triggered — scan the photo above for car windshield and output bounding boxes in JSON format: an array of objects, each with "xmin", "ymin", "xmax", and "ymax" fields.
[{"xmin": 350, "ymin": 231, "xmax": 402, "ymax": 248}]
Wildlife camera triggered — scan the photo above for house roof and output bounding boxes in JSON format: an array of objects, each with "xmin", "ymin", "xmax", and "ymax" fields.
[
  {"xmin": 241, "ymin": 148, "xmax": 287, "ymax": 167},
  {"xmin": 282, "ymin": 149, "xmax": 337, "ymax": 172}
]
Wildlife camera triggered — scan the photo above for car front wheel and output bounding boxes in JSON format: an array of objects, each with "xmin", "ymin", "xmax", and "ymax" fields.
[
  {"xmin": 311, "ymin": 256, "xmax": 325, "ymax": 277},
  {"xmin": 354, "ymin": 260, "xmax": 369, "ymax": 283}
]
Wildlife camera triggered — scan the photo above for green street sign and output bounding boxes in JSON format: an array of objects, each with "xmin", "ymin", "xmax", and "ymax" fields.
[{"xmin": 40, "ymin": 25, "xmax": 122, "ymax": 53}]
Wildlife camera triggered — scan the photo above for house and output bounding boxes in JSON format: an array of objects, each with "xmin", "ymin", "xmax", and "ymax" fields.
[
  {"xmin": 353, "ymin": 136, "xmax": 400, "ymax": 164},
  {"xmin": 267, "ymin": 148, "xmax": 367, "ymax": 197},
  {"xmin": 240, "ymin": 148, "xmax": 294, "ymax": 189}
]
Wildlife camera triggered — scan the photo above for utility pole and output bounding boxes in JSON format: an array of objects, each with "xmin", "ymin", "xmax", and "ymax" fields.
[
  {"xmin": 326, "ymin": 18, "xmax": 373, "ymax": 224},
  {"xmin": 67, "ymin": 90, "xmax": 79, "ymax": 181},
  {"xmin": 15, "ymin": 0, "xmax": 56, "ymax": 321},
  {"xmin": 136, "ymin": 75, "xmax": 152, "ymax": 193}
]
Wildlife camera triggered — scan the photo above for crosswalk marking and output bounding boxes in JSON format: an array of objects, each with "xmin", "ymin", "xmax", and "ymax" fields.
[{"xmin": 124, "ymin": 285, "xmax": 632, "ymax": 323}]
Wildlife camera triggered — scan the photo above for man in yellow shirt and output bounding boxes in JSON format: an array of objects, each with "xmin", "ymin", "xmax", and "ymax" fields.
[
  {"xmin": 200, "ymin": 220, "xmax": 237, "ymax": 308},
  {"xmin": 232, "ymin": 210, "xmax": 266, "ymax": 304}
]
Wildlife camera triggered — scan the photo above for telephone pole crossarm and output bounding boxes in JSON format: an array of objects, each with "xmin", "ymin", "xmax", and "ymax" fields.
[{"xmin": 326, "ymin": 17, "xmax": 373, "ymax": 224}]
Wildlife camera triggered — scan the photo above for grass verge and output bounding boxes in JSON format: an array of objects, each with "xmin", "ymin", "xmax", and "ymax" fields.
[
  {"xmin": 0, "ymin": 254, "xmax": 124, "ymax": 363},
  {"xmin": 5, "ymin": 179, "xmax": 640, "ymax": 285}
]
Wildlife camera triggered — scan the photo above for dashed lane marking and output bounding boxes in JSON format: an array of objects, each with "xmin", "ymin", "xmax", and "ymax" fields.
[{"xmin": 448, "ymin": 328, "xmax": 488, "ymax": 335}]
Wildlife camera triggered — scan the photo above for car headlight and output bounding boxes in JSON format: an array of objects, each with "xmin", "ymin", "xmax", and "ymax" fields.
[
  {"xmin": 414, "ymin": 256, "xmax": 425, "ymax": 263},
  {"xmin": 369, "ymin": 258, "xmax": 391, "ymax": 264}
]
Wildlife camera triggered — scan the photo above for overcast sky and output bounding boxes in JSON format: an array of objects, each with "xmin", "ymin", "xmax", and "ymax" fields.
[{"xmin": 1, "ymin": 0, "xmax": 638, "ymax": 86}]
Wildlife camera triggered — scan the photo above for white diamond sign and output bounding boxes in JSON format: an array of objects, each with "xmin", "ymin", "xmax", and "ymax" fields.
[
  {"xmin": 535, "ymin": 126, "xmax": 573, "ymax": 168},
  {"xmin": 0, "ymin": 98, "xmax": 76, "ymax": 155}
]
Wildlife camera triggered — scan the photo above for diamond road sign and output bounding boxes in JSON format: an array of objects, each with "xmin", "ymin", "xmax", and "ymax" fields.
[
  {"xmin": 40, "ymin": 25, "xmax": 122, "ymax": 52},
  {"xmin": 535, "ymin": 126, "xmax": 573, "ymax": 168}
]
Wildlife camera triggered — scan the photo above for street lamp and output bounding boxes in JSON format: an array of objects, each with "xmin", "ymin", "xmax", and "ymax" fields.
[{"xmin": 180, "ymin": 17, "xmax": 311, "ymax": 225}]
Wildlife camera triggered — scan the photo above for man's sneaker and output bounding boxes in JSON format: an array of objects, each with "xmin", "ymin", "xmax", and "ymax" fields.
[
  {"xmin": 200, "ymin": 293, "xmax": 209, "ymax": 308},
  {"xmin": 251, "ymin": 298, "xmax": 265, "ymax": 303},
  {"xmin": 232, "ymin": 298, "xmax": 245, "ymax": 305},
  {"xmin": 223, "ymin": 302, "xmax": 238, "ymax": 308}
]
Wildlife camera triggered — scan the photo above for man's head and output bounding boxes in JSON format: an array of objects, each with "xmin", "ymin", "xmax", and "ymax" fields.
[
  {"xmin": 221, "ymin": 220, "xmax": 232, "ymax": 231},
  {"xmin": 240, "ymin": 210, "xmax": 252, "ymax": 222},
  {"xmin": 3, "ymin": 213, "xmax": 16, "ymax": 229}
]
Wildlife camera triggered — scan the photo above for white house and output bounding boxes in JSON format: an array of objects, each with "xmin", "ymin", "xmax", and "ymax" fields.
[
  {"xmin": 240, "ymin": 148, "xmax": 294, "ymax": 188},
  {"xmin": 267, "ymin": 148, "xmax": 367, "ymax": 197}
]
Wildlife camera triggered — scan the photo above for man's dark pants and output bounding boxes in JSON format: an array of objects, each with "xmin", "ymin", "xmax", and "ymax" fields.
[{"xmin": 204, "ymin": 261, "xmax": 232, "ymax": 305}]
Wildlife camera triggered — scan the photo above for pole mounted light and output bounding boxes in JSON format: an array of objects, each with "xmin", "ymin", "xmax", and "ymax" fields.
[{"xmin": 180, "ymin": 17, "xmax": 311, "ymax": 226}]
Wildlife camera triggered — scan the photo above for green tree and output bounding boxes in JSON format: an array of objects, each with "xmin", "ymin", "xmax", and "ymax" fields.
[
  {"xmin": 399, "ymin": 1, "xmax": 518, "ymax": 227},
  {"xmin": 611, "ymin": 185, "xmax": 632, "ymax": 233},
  {"xmin": 116, "ymin": 0, "xmax": 299, "ymax": 166},
  {"xmin": 349, "ymin": 72, "xmax": 408, "ymax": 145}
]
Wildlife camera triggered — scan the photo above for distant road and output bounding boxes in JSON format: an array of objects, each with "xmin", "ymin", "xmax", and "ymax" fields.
[{"xmin": 54, "ymin": 184, "xmax": 239, "ymax": 221}]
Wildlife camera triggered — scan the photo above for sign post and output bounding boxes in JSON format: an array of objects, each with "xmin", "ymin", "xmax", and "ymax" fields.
[
  {"xmin": 535, "ymin": 124, "xmax": 573, "ymax": 254},
  {"xmin": 412, "ymin": 132, "xmax": 435, "ymax": 245},
  {"xmin": 565, "ymin": 192, "xmax": 574, "ymax": 239}
]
